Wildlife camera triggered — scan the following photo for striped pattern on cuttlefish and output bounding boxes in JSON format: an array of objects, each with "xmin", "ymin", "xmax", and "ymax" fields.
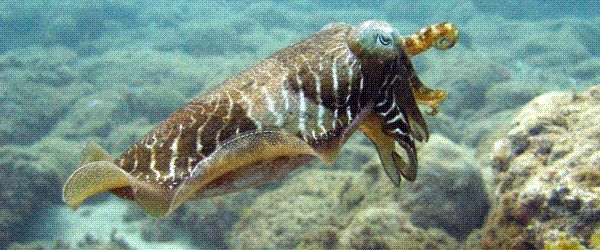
[{"xmin": 63, "ymin": 20, "xmax": 458, "ymax": 216}]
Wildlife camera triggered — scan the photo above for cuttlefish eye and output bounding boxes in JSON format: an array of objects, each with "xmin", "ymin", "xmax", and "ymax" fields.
[{"xmin": 348, "ymin": 20, "xmax": 401, "ymax": 62}]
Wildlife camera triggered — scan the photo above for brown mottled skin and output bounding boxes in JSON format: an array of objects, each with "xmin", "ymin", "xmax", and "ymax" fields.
[{"xmin": 63, "ymin": 20, "xmax": 458, "ymax": 216}]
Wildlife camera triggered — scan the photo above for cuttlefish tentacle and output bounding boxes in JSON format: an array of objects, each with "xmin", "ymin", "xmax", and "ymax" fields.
[
  {"xmin": 359, "ymin": 114, "xmax": 417, "ymax": 186},
  {"xmin": 401, "ymin": 22, "xmax": 458, "ymax": 115},
  {"xmin": 401, "ymin": 22, "xmax": 458, "ymax": 57}
]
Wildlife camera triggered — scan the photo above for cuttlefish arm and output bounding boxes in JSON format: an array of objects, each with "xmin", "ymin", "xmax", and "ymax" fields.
[
  {"xmin": 402, "ymin": 22, "xmax": 458, "ymax": 115},
  {"xmin": 64, "ymin": 131, "xmax": 322, "ymax": 216},
  {"xmin": 359, "ymin": 114, "xmax": 417, "ymax": 186}
]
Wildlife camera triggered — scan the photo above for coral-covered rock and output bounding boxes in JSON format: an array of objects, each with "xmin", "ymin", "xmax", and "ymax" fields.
[
  {"xmin": 228, "ymin": 169, "xmax": 361, "ymax": 249},
  {"xmin": 229, "ymin": 136, "xmax": 490, "ymax": 249},
  {"xmin": 338, "ymin": 207, "xmax": 458, "ymax": 249},
  {"xmin": 481, "ymin": 84, "xmax": 600, "ymax": 249},
  {"xmin": 397, "ymin": 134, "xmax": 490, "ymax": 240},
  {"xmin": 140, "ymin": 218, "xmax": 176, "ymax": 243},
  {"xmin": 0, "ymin": 46, "xmax": 89, "ymax": 145},
  {"xmin": 0, "ymin": 146, "xmax": 65, "ymax": 248}
]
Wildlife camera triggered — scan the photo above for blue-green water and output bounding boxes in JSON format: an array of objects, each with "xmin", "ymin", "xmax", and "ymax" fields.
[{"xmin": 1, "ymin": 1, "xmax": 599, "ymax": 249}]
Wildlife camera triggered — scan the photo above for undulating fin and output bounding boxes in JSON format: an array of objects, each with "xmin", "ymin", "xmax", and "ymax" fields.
[
  {"xmin": 81, "ymin": 141, "xmax": 113, "ymax": 164},
  {"xmin": 168, "ymin": 131, "xmax": 320, "ymax": 214},
  {"xmin": 63, "ymin": 161, "xmax": 133, "ymax": 210},
  {"xmin": 63, "ymin": 160, "xmax": 174, "ymax": 216},
  {"xmin": 359, "ymin": 115, "xmax": 404, "ymax": 186}
]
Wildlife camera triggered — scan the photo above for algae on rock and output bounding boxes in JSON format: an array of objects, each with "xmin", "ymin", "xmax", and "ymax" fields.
[{"xmin": 481, "ymin": 84, "xmax": 600, "ymax": 249}]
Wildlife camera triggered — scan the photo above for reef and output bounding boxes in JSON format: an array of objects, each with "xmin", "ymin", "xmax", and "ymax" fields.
[
  {"xmin": 480, "ymin": 84, "xmax": 600, "ymax": 249},
  {"xmin": 0, "ymin": 47, "xmax": 88, "ymax": 145},
  {"xmin": 0, "ymin": 138, "xmax": 81, "ymax": 249}
]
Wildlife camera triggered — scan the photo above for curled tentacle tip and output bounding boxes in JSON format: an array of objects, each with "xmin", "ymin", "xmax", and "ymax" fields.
[{"xmin": 434, "ymin": 23, "xmax": 458, "ymax": 51}]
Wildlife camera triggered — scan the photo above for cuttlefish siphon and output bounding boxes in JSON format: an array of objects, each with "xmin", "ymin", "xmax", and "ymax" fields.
[{"xmin": 63, "ymin": 20, "xmax": 458, "ymax": 216}]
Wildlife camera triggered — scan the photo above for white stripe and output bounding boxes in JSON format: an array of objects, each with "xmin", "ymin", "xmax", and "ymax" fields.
[
  {"xmin": 187, "ymin": 157, "xmax": 194, "ymax": 175},
  {"xmin": 303, "ymin": 57, "xmax": 327, "ymax": 134},
  {"xmin": 234, "ymin": 89, "xmax": 262, "ymax": 130},
  {"xmin": 281, "ymin": 80, "xmax": 290, "ymax": 112},
  {"xmin": 167, "ymin": 124, "xmax": 183, "ymax": 181},
  {"xmin": 382, "ymin": 97, "xmax": 397, "ymax": 116},
  {"xmin": 262, "ymin": 86, "xmax": 284, "ymax": 126},
  {"xmin": 346, "ymin": 105, "xmax": 353, "ymax": 123},
  {"xmin": 131, "ymin": 145, "xmax": 139, "ymax": 173},
  {"xmin": 295, "ymin": 67, "xmax": 308, "ymax": 138},
  {"xmin": 387, "ymin": 114, "xmax": 406, "ymax": 124},
  {"xmin": 332, "ymin": 56, "xmax": 339, "ymax": 129},
  {"xmin": 224, "ymin": 91, "xmax": 234, "ymax": 120},
  {"xmin": 146, "ymin": 133, "xmax": 161, "ymax": 180},
  {"xmin": 215, "ymin": 92, "xmax": 234, "ymax": 143},
  {"xmin": 392, "ymin": 128, "xmax": 407, "ymax": 135}
]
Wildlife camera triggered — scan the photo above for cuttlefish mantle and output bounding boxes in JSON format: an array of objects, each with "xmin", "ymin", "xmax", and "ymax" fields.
[{"xmin": 63, "ymin": 20, "xmax": 457, "ymax": 216}]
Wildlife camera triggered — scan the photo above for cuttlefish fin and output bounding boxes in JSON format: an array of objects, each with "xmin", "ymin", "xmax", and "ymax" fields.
[
  {"xmin": 63, "ymin": 161, "xmax": 131, "ymax": 210},
  {"xmin": 81, "ymin": 141, "xmax": 113, "ymax": 163},
  {"xmin": 64, "ymin": 141, "xmax": 121, "ymax": 209},
  {"xmin": 359, "ymin": 115, "xmax": 418, "ymax": 186},
  {"xmin": 63, "ymin": 160, "xmax": 170, "ymax": 216},
  {"xmin": 169, "ymin": 130, "xmax": 320, "ymax": 214},
  {"xmin": 64, "ymin": 141, "xmax": 172, "ymax": 216}
]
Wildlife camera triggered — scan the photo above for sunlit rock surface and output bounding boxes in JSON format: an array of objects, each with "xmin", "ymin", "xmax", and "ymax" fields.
[{"xmin": 481, "ymin": 84, "xmax": 600, "ymax": 249}]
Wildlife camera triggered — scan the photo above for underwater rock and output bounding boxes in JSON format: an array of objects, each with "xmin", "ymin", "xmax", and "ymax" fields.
[
  {"xmin": 228, "ymin": 169, "xmax": 361, "ymax": 249},
  {"xmin": 397, "ymin": 134, "xmax": 490, "ymax": 240},
  {"xmin": 140, "ymin": 218, "xmax": 176, "ymax": 243},
  {"xmin": 50, "ymin": 92, "xmax": 123, "ymax": 141},
  {"xmin": 419, "ymin": 51, "xmax": 512, "ymax": 120},
  {"xmin": 241, "ymin": 1, "xmax": 291, "ymax": 30},
  {"xmin": 0, "ymin": 145, "xmax": 65, "ymax": 248},
  {"xmin": 0, "ymin": 46, "xmax": 88, "ymax": 145},
  {"xmin": 347, "ymin": 134, "xmax": 491, "ymax": 240},
  {"xmin": 229, "ymin": 140, "xmax": 488, "ymax": 249},
  {"xmin": 183, "ymin": 199, "xmax": 241, "ymax": 249},
  {"xmin": 331, "ymin": 135, "xmax": 377, "ymax": 171},
  {"xmin": 338, "ymin": 207, "xmax": 458, "ymax": 250},
  {"xmin": 481, "ymin": 84, "xmax": 600, "ymax": 249}
]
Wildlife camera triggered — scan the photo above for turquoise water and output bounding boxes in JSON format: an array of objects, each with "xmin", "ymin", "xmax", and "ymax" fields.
[{"xmin": 1, "ymin": 1, "xmax": 599, "ymax": 249}]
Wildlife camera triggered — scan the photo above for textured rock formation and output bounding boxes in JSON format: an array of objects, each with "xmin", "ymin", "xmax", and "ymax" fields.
[{"xmin": 481, "ymin": 84, "xmax": 600, "ymax": 249}]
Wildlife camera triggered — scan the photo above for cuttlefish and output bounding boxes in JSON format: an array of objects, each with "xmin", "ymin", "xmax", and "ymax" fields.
[{"xmin": 63, "ymin": 20, "xmax": 458, "ymax": 216}]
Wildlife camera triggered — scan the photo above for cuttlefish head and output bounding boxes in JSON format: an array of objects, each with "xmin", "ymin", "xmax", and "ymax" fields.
[
  {"xmin": 348, "ymin": 20, "xmax": 456, "ymax": 115},
  {"xmin": 347, "ymin": 20, "xmax": 403, "ymax": 64}
]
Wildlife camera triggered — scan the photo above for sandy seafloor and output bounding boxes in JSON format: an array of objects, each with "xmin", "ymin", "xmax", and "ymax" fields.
[{"xmin": 1, "ymin": 1, "xmax": 599, "ymax": 249}]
